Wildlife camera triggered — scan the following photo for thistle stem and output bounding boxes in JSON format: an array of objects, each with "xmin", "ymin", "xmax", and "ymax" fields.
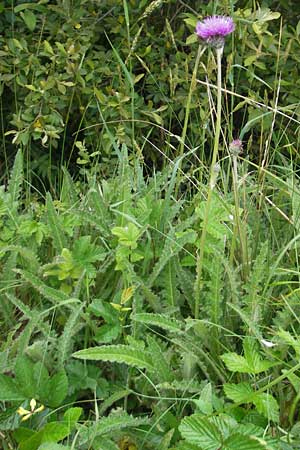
[
  {"xmin": 194, "ymin": 45, "xmax": 223, "ymax": 319},
  {"xmin": 176, "ymin": 45, "xmax": 205, "ymax": 191}
]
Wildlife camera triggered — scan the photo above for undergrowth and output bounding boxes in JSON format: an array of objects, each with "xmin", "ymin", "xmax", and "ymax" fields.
[{"xmin": 1, "ymin": 1, "xmax": 300, "ymax": 449}]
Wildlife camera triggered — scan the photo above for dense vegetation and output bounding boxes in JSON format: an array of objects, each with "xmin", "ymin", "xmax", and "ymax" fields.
[{"xmin": 1, "ymin": 0, "xmax": 300, "ymax": 449}]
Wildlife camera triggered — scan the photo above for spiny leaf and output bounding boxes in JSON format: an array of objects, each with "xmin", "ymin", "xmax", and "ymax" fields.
[
  {"xmin": 7, "ymin": 148, "xmax": 23, "ymax": 210},
  {"xmin": 133, "ymin": 313, "xmax": 183, "ymax": 333},
  {"xmin": 18, "ymin": 269, "xmax": 70, "ymax": 304},
  {"xmin": 57, "ymin": 305, "xmax": 83, "ymax": 368},
  {"xmin": 73, "ymin": 345, "xmax": 155, "ymax": 371},
  {"xmin": 46, "ymin": 193, "xmax": 67, "ymax": 252},
  {"xmin": 78, "ymin": 412, "xmax": 148, "ymax": 445}
]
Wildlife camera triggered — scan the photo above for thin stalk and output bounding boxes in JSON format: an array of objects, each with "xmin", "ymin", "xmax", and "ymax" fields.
[
  {"xmin": 194, "ymin": 46, "xmax": 223, "ymax": 319},
  {"xmin": 176, "ymin": 45, "xmax": 205, "ymax": 190}
]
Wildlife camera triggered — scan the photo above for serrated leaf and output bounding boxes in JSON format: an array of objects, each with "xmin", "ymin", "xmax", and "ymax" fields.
[
  {"xmin": 223, "ymin": 433, "xmax": 266, "ymax": 450},
  {"xmin": 221, "ymin": 353, "xmax": 250, "ymax": 373},
  {"xmin": 253, "ymin": 393, "xmax": 279, "ymax": 423},
  {"xmin": 179, "ymin": 415, "xmax": 222, "ymax": 449},
  {"xmin": 46, "ymin": 193, "xmax": 67, "ymax": 252},
  {"xmin": 133, "ymin": 313, "xmax": 183, "ymax": 333},
  {"xmin": 78, "ymin": 412, "xmax": 148, "ymax": 445},
  {"xmin": 73, "ymin": 345, "xmax": 155, "ymax": 371},
  {"xmin": 224, "ymin": 383, "xmax": 254, "ymax": 403}
]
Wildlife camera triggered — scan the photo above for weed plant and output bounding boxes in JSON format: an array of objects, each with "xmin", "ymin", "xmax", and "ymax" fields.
[{"xmin": 1, "ymin": 1, "xmax": 300, "ymax": 449}]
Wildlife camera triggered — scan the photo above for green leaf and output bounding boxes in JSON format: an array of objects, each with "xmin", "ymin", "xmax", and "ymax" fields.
[
  {"xmin": 20, "ymin": 9, "xmax": 36, "ymax": 31},
  {"xmin": 221, "ymin": 353, "xmax": 250, "ymax": 373},
  {"xmin": 73, "ymin": 345, "xmax": 155, "ymax": 372},
  {"xmin": 7, "ymin": 148, "xmax": 23, "ymax": 211},
  {"xmin": 223, "ymin": 433, "xmax": 266, "ymax": 450},
  {"xmin": 179, "ymin": 415, "xmax": 222, "ymax": 449},
  {"xmin": 78, "ymin": 412, "xmax": 148, "ymax": 445},
  {"xmin": 47, "ymin": 371, "xmax": 68, "ymax": 408},
  {"xmin": 0, "ymin": 374, "xmax": 25, "ymax": 401},
  {"xmin": 253, "ymin": 393, "xmax": 279, "ymax": 423},
  {"xmin": 194, "ymin": 383, "xmax": 213, "ymax": 415},
  {"xmin": 224, "ymin": 383, "xmax": 254, "ymax": 403},
  {"xmin": 19, "ymin": 270, "xmax": 69, "ymax": 304},
  {"xmin": 15, "ymin": 355, "xmax": 35, "ymax": 398},
  {"xmin": 41, "ymin": 422, "xmax": 70, "ymax": 443},
  {"xmin": 63, "ymin": 407, "xmax": 82, "ymax": 430},
  {"xmin": 46, "ymin": 193, "xmax": 67, "ymax": 252},
  {"xmin": 133, "ymin": 313, "xmax": 183, "ymax": 333},
  {"xmin": 38, "ymin": 444, "xmax": 70, "ymax": 450}
]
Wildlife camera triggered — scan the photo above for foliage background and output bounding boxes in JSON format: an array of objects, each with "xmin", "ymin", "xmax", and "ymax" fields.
[{"xmin": 2, "ymin": 1, "xmax": 300, "ymax": 449}]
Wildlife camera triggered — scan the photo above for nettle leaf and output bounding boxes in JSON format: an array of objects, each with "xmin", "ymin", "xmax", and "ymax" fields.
[
  {"xmin": 179, "ymin": 415, "xmax": 222, "ymax": 449},
  {"xmin": 73, "ymin": 345, "xmax": 155, "ymax": 371}
]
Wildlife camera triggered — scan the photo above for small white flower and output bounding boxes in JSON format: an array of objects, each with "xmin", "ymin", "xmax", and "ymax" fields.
[{"xmin": 261, "ymin": 339, "xmax": 276, "ymax": 348}]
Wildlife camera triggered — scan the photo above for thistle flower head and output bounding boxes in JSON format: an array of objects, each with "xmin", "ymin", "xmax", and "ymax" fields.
[
  {"xmin": 229, "ymin": 138, "xmax": 243, "ymax": 155},
  {"xmin": 196, "ymin": 15, "xmax": 235, "ymax": 48}
]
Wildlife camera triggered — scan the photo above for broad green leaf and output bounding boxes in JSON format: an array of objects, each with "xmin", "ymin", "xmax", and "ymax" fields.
[
  {"xmin": 41, "ymin": 422, "xmax": 70, "ymax": 443},
  {"xmin": 179, "ymin": 415, "xmax": 222, "ymax": 449},
  {"xmin": 0, "ymin": 374, "xmax": 25, "ymax": 401},
  {"xmin": 15, "ymin": 355, "xmax": 35, "ymax": 398},
  {"xmin": 63, "ymin": 407, "xmax": 82, "ymax": 430},
  {"xmin": 73, "ymin": 345, "xmax": 155, "ymax": 371},
  {"xmin": 47, "ymin": 371, "xmax": 68, "ymax": 408},
  {"xmin": 253, "ymin": 393, "xmax": 279, "ymax": 423},
  {"xmin": 38, "ymin": 444, "xmax": 70, "ymax": 450},
  {"xmin": 194, "ymin": 383, "xmax": 213, "ymax": 415},
  {"xmin": 223, "ymin": 433, "xmax": 266, "ymax": 450},
  {"xmin": 20, "ymin": 9, "xmax": 36, "ymax": 31},
  {"xmin": 221, "ymin": 353, "xmax": 250, "ymax": 373},
  {"xmin": 224, "ymin": 383, "xmax": 254, "ymax": 404},
  {"xmin": 243, "ymin": 338, "xmax": 275, "ymax": 374}
]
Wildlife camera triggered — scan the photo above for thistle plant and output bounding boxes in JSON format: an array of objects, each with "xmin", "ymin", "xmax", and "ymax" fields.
[{"xmin": 194, "ymin": 16, "xmax": 235, "ymax": 319}]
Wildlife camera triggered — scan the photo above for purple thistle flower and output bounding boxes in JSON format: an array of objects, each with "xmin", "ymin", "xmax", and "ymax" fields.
[
  {"xmin": 229, "ymin": 138, "xmax": 243, "ymax": 155},
  {"xmin": 196, "ymin": 16, "xmax": 235, "ymax": 47}
]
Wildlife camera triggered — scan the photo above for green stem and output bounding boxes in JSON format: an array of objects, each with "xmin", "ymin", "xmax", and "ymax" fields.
[
  {"xmin": 194, "ymin": 46, "xmax": 224, "ymax": 320},
  {"xmin": 176, "ymin": 45, "xmax": 204, "ymax": 191}
]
